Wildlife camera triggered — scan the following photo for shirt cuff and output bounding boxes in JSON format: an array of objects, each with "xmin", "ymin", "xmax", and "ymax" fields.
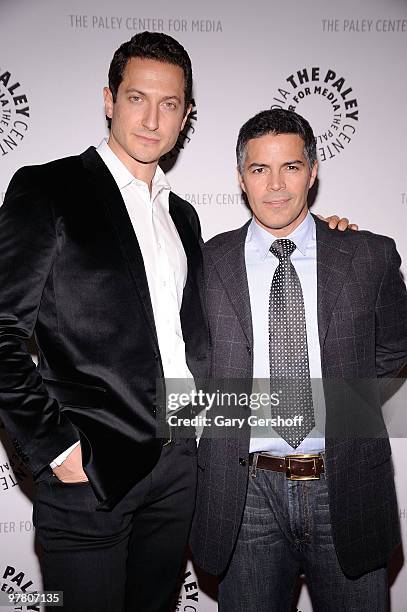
[{"xmin": 50, "ymin": 441, "xmax": 80, "ymax": 468}]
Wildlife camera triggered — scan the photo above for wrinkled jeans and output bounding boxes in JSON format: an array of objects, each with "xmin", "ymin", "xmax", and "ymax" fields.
[{"xmin": 219, "ymin": 461, "xmax": 388, "ymax": 612}]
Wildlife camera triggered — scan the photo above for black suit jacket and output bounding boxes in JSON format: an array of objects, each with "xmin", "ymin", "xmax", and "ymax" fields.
[
  {"xmin": 0, "ymin": 147, "xmax": 209, "ymax": 508},
  {"xmin": 190, "ymin": 215, "xmax": 407, "ymax": 578}
]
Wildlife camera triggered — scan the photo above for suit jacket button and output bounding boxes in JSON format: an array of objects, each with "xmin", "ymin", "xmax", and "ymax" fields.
[
  {"xmin": 246, "ymin": 346, "xmax": 252, "ymax": 355},
  {"xmin": 239, "ymin": 458, "xmax": 247, "ymax": 466}
]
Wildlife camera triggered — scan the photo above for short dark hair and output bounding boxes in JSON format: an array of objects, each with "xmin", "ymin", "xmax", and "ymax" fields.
[
  {"xmin": 236, "ymin": 108, "xmax": 317, "ymax": 172},
  {"xmin": 108, "ymin": 31, "xmax": 193, "ymax": 109}
]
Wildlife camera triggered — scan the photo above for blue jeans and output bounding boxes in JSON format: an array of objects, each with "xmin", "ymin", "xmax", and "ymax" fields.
[{"xmin": 218, "ymin": 461, "xmax": 388, "ymax": 612}]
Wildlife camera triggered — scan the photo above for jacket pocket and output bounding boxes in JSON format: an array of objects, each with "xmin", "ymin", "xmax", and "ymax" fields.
[
  {"xmin": 362, "ymin": 436, "xmax": 392, "ymax": 469},
  {"xmin": 43, "ymin": 378, "xmax": 107, "ymax": 410}
]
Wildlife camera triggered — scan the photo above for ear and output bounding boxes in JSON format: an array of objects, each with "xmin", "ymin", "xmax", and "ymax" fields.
[
  {"xmin": 237, "ymin": 168, "xmax": 246, "ymax": 193},
  {"xmin": 104, "ymin": 87, "xmax": 114, "ymax": 119},
  {"xmin": 309, "ymin": 161, "xmax": 318, "ymax": 188},
  {"xmin": 181, "ymin": 103, "xmax": 193, "ymax": 131}
]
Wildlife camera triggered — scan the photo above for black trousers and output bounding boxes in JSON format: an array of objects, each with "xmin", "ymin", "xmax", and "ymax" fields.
[{"xmin": 33, "ymin": 437, "xmax": 197, "ymax": 612}]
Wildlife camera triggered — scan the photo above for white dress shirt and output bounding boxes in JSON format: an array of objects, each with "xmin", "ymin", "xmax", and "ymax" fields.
[{"xmin": 51, "ymin": 140, "xmax": 193, "ymax": 467}]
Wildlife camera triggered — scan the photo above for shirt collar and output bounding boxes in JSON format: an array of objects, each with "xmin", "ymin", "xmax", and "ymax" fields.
[
  {"xmin": 96, "ymin": 139, "xmax": 171, "ymax": 195},
  {"xmin": 247, "ymin": 211, "xmax": 315, "ymax": 260}
]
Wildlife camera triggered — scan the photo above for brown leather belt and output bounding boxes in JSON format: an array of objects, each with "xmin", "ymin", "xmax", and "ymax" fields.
[{"xmin": 249, "ymin": 452, "xmax": 324, "ymax": 480}]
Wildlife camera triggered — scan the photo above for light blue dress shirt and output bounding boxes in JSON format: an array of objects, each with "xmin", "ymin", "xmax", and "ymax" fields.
[{"xmin": 246, "ymin": 212, "xmax": 325, "ymax": 455}]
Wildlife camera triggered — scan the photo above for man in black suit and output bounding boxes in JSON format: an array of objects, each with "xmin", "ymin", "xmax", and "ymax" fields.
[
  {"xmin": 190, "ymin": 109, "xmax": 407, "ymax": 611},
  {"xmin": 0, "ymin": 32, "xmax": 209, "ymax": 612}
]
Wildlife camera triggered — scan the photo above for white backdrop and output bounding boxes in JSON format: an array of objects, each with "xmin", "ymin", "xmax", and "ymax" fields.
[{"xmin": 1, "ymin": 1, "xmax": 406, "ymax": 610}]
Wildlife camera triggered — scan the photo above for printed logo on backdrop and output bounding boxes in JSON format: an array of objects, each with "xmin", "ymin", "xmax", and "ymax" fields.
[
  {"xmin": 172, "ymin": 570, "xmax": 200, "ymax": 612},
  {"xmin": 0, "ymin": 519, "xmax": 34, "ymax": 536},
  {"xmin": 271, "ymin": 67, "xmax": 359, "ymax": 162},
  {"xmin": 0, "ymin": 68, "xmax": 30, "ymax": 158},
  {"xmin": 322, "ymin": 18, "xmax": 407, "ymax": 33},
  {"xmin": 1, "ymin": 566, "xmax": 40, "ymax": 611},
  {"xmin": 68, "ymin": 14, "xmax": 223, "ymax": 33},
  {"xmin": 0, "ymin": 422, "xmax": 30, "ymax": 493},
  {"xmin": 0, "ymin": 453, "xmax": 30, "ymax": 493},
  {"xmin": 183, "ymin": 193, "xmax": 246, "ymax": 207}
]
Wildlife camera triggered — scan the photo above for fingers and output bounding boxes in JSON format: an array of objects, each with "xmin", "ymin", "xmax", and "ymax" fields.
[
  {"xmin": 332, "ymin": 217, "xmax": 359, "ymax": 231},
  {"xmin": 336, "ymin": 217, "xmax": 350, "ymax": 230},
  {"xmin": 323, "ymin": 215, "xmax": 359, "ymax": 231},
  {"xmin": 328, "ymin": 215, "xmax": 342, "ymax": 229}
]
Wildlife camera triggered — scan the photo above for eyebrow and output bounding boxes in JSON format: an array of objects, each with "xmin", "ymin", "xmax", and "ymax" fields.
[
  {"xmin": 247, "ymin": 162, "xmax": 267, "ymax": 170},
  {"xmin": 124, "ymin": 88, "xmax": 182, "ymax": 102},
  {"xmin": 247, "ymin": 159, "xmax": 305, "ymax": 170},
  {"xmin": 284, "ymin": 160, "xmax": 305, "ymax": 166}
]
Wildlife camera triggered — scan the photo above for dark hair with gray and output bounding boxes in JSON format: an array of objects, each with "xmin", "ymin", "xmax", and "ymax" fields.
[
  {"xmin": 236, "ymin": 108, "xmax": 317, "ymax": 173},
  {"xmin": 108, "ymin": 31, "xmax": 193, "ymax": 110}
]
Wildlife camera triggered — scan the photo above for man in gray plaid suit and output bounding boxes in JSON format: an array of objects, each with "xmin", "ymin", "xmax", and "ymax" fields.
[{"xmin": 190, "ymin": 109, "xmax": 407, "ymax": 611}]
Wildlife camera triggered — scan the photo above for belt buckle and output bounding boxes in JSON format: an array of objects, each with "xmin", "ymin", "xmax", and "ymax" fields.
[{"xmin": 285, "ymin": 454, "xmax": 320, "ymax": 481}]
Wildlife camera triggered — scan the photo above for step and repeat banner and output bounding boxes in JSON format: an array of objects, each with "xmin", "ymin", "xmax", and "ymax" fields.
[{"xmin": 1, "ymin": 0, "xmax": 407, "ymax": 610}]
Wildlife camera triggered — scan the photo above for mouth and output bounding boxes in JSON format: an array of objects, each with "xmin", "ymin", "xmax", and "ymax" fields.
[
  {"xmin": 135, "ymin": 134, "xmax": 161, "ymax": 144},
  {"xmin": 264, "ymin": 198, "xmax": 291, "ymax": 207}
]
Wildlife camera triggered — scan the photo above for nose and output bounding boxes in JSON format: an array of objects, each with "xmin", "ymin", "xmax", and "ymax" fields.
[
  {"xmin": 266, "ymin": 172, "xmax": 286, "ymax": 191},
  {"xmin": 142, "ymin": 103, "xmax": 159, "ymax": 131}
]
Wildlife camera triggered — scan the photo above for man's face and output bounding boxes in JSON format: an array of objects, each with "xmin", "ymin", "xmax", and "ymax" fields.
[
  {"xmin": 238, "ymin": 132, "xmax": 317, "ymax": 237},
  {"xmin": 104, "ymin": 57, "xmax": 191, "ymax": 179}
]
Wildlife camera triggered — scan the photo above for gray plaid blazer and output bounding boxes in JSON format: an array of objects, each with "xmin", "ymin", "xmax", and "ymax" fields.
[{"xmin": 190, "ymin": 214, "xmax": 407, "ymax": 578}]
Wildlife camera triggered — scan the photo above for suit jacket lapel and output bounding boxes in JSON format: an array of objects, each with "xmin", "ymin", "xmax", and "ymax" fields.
[
  {"xmin": 315, "ymin": 215, "xmax": 357, "ymax": 350},
  {"xmin": 169, "ymin": 193, "xmax": 203, "ymax": 301},
  {"xmin": 80, "ymin": 147, "xmax": 159, "ymax": 348},
  {"xmin": 209, "ymin": 221, "xmax": 253, "ymax": 346}
]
